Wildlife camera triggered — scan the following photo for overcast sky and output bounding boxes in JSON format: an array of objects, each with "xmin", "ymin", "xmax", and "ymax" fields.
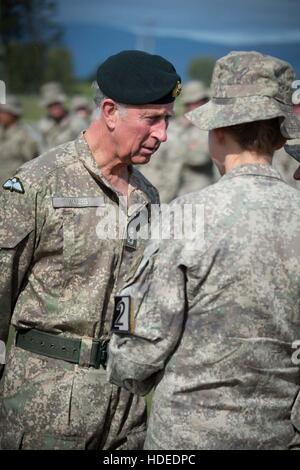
[{"xmin": 57, "ymin": 0, "xmax": 300, "ymax": 46}]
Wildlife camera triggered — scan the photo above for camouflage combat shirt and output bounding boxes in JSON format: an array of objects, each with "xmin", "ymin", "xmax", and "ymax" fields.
[{"xmin": 108, "ymin": 163, "xmax": 300, "ymax": 450}]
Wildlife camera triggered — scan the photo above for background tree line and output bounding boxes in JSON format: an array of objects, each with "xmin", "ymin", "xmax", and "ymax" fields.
[
  {"xmin": 0, "ymin": 0, "xmax": 74, "ymax": 93},
  {"xmin": 0, "ymin": 0, "xmax": 215, "ymax": 98}
]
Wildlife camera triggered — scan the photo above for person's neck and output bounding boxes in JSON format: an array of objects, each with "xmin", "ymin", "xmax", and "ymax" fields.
[
  {"xmin": 50, "ymin": 113, "xmax": 67, "ymax": 124},
  {"xmin": 85, "ymin": 125, "xmax": 130, "ymax": 196},
  {"xmin": 224, "ymin": 151, "xmax": 272, "ymax": 174}
]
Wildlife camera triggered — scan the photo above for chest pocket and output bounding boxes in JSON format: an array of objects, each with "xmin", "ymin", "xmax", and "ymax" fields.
[{"xmin": 53, "ymin": 197, "xmax": 106, "ymax": 270}]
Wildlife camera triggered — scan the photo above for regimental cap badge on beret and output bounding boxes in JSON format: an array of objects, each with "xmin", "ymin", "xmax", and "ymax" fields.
[{"xmin": 172, "ymin": 81, "xmax": 182, "ymax": 98}]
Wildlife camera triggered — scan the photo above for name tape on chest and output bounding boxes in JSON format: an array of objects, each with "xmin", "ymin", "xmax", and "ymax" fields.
[
  {"xmin": 112, "ymin": 296, "xmax": 134, "ymax": 334},
  {"xmin": 52, "ymin": 197, "xmax": 105, "ymax": 208}
]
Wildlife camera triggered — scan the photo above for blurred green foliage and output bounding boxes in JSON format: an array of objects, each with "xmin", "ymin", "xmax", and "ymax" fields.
[
  {"xmin": 188, "ymin": 56, "xmax": 216, "ymax": 86},
  {"xmin": 0, "ymin": 0, "xmax": 74, "ymax": 93}
]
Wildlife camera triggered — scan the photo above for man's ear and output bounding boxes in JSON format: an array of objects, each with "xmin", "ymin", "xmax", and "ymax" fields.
[{"xmin": 101, "ymin": 99, "xmax": 118, "ymax": 130}]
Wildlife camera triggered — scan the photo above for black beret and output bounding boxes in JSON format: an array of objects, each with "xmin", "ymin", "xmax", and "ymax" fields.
[{"xmin": 96, "ymin": 50, "xmax": 181, "ymax": 105}]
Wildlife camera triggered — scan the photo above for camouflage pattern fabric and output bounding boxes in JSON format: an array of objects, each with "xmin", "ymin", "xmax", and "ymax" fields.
[
  {"xmin": 108, "ymin": 163, "xmax": 300, "ymax": 450},
  {"xmin": 0, "ymin": 123, "xmax": 39, "ymax": 185},
  {"xmin": 0, "ymin": 132, "xmax": 159, "ymax": 449}
]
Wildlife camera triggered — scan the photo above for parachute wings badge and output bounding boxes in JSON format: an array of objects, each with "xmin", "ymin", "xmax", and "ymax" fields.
[{"xmin": 2, "ymin": 177, "xmax": 25, "ymax": 194}]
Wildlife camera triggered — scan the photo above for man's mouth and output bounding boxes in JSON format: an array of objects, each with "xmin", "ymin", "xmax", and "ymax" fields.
[{"xmin": 140, "ymin": 146, "xmax": 157, "ymax": 155}]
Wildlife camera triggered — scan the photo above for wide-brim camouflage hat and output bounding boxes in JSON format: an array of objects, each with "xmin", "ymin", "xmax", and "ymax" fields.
[
  {"xmin": 40, "ymin": 92, "xmax": 67, "ymax": 107},
  {"xmin": 70, "ymin": 95, "xmax": 91, "ymax": 112},
  {"xmin": 186, "ymin": 51, "xmax": 300, "ymax": 139},
  {"xmin": 0, "ymin": 94, "xmax": 22, "ymax": 116}
]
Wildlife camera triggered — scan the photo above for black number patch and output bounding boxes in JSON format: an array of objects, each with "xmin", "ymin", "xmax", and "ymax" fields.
[{"xmin": 112, "ymin": 296, "xmax": 132, "ymax": 333}]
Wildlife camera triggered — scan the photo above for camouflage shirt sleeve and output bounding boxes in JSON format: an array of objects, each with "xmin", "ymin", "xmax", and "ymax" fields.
[
  {"xmin": 0, "ymin": 174, "xmax": 38, "ymax": 370},
  {"xmin": 107, "ymin": 235, "xmax": 187, "ymax": 396}
]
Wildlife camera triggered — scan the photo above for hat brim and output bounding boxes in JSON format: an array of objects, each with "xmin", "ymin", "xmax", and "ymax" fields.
[
  {"xmin": 0, "ymin": 104, "xmax": 22, "ymax": 116},
  {"xmin": 40, "ymin": 94, "xmax": 66, "ymax": 107},
  {"xmin": 186, "ymin": 96, "xmax": 300, "ymax": 139}
]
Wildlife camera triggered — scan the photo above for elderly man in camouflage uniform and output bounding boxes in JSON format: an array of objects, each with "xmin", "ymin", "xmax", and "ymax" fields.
[
  {"xmin": 0, "ymin": 50, "xmax": 181, "ymax": 449},
  {"xmin": 37, "ymin": 83, "xmax": 88, "ymax": 152},
  {"xmin": 108, "ymin": 52, "xmax": 300, "ymax": 449},
  {"xmin": 0, "ymin": 95, "xmax": 39, "ymax": 185}
]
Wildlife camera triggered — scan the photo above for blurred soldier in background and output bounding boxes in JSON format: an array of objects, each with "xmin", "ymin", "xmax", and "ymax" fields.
[
  {"xmin": 0, "ymin": 95, "xmax": 39, "ymax": 185},
  {"xmin": 140, "ymin": 80, "xmax": 218, "ymax": 203},
  {"xmin": 37, "ymin": 83, "xmax": 88, "ymax": 151},
  {"xmin": 70, "ymin": 95, "xmax": 92, "ymax": 124},
  {"xmin": 176, "ymin": 80, "xmax": 219, "ymax": 196}
]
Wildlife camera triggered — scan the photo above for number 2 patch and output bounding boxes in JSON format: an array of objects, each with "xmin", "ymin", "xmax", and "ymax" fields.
[{"xmin": 112, "ymin": 296, "xmax": 134, "ymax": 334}]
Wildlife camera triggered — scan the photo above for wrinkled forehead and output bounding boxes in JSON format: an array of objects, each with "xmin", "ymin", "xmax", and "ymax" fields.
[{"xmin": 127, "ymin": 102, "xmax": 175, "ymax": 116}]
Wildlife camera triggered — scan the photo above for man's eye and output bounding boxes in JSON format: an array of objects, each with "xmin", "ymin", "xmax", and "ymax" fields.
[{"xmin": 146, "ymin": 117, "xmax": 158, "ymax": 124}]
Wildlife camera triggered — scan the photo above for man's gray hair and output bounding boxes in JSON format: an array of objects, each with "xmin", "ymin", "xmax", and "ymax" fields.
[{"xmin": 92, "ymin": 81, "xmax": 127, "ymax": 117}]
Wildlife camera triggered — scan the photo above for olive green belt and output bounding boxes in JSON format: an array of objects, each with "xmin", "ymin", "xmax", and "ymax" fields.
[{"xmin": 15, "ymin": 329, "xmax": 108, "ymax": 369}]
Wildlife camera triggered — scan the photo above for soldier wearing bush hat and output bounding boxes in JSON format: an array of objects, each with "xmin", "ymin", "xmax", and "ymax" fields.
[
  {"xmin": 0, "ymin": 50, "xmax": 180, "ymax": 450},
  {"xmin": 0, "ymin": 95, "xmax": 39, "ymax": 184},
  {"xmin": 108, "ymin": 51, "xmax": 300, "ymax": 449},
  {"xmin": 37, "ymin": 82, "xmax": 77, "ymax": 151},
  {"xmin": 181, "ymin": 80, "xmax": 210, "ymax": 106}
]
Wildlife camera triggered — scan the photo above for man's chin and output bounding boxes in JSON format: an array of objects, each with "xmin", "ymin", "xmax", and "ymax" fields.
[{"xmin": 131, "ymin": 154, "xmax": 152, "ymax": 165}]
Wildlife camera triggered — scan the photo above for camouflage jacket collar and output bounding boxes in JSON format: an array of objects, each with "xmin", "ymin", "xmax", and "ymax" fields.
[
  {"xmin": 222, "ymin": 163, "xmax": 283, "ymax": 182},
  {"xmin": 75, "ymin": 132, "xmax": 103, "ymax": 181}
]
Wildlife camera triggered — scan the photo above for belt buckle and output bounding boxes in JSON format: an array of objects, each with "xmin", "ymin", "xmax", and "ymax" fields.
[{"xmin": 91, "ymin": 339, "xmax": 108, "ymax": 369}]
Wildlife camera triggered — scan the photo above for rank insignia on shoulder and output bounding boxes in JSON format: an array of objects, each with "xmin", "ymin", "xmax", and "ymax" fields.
[
  {"xmin": 112, "ymin": 296, "xmax": 134, "ymax": 334},
  {"xmin": 2, "ymin": 177, "xmax": 25, "ymax": 194}
]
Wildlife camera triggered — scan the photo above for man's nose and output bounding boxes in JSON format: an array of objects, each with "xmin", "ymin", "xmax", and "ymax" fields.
[{"xmin": 152, "ymin": 122, "xmax": 168, "ymax": 142}]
